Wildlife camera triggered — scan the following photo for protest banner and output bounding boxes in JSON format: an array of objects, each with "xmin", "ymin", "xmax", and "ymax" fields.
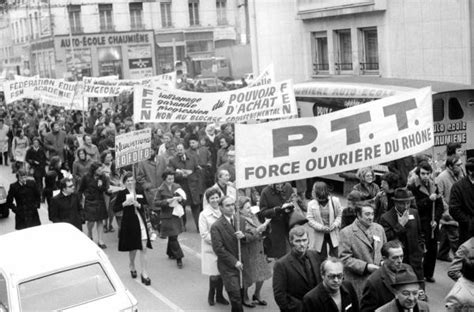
[
  {"xmin": 150, "ymin": 72, "xmax": 176, "ymax": 89},
  {"xmin": 133, "ymin": 79, "xmax": 298, "ymax": 123},
  {"xmin": 115, "ymin": 128, "xmax": 152, "ymax": 168},
  {"xmin": 39, "ymin": 79, "xmax": 78, "ymax": 109},
  {"xmin": 249, "ymin": 64, "xmax": 274, "ymax": 87},
  {"xmin": 83, "ymin": 76, "xmax": 143, "ymax": 97},
  {"xmin": 3, "ymin": 76, "xmax": 42, "ymax": 103},
  {"xmin": 235, "ymin": 87, "xmax": 434, "ymax": 188}
]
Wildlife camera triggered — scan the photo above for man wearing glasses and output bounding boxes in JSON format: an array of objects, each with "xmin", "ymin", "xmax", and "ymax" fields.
[
  {"xmin": 49, "ymin": 177, "xmax": 83, "ymax": 231},
  {"xmin": 303, "ymin": 257, "xmax": 359, "ymax": 312}
]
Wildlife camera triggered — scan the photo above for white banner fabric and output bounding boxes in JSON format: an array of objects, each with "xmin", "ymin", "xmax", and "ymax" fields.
[
  {"xmin": 115, "ymin": 128, "xmax": 152, "ymax": 168},
  {"xmin": 235, "ymin": 87, "xmax": 434, "ymax": 188},
  {"xmin": 133, "ymin": 79, "xmax": 297, "ymax": 123}
]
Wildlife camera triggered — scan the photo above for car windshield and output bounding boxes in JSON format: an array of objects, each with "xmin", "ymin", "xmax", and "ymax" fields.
[{"xmin": 19, "ymin": 263, "xmax": 115, "ymax": 311}]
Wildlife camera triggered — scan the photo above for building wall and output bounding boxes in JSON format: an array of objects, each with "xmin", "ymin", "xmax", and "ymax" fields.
[{"xmin": 250, "ymin": 0, "xmax": 473, "ymax": 85}]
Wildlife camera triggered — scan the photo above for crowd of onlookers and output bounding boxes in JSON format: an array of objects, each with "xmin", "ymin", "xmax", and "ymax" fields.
[{"xmin": 1, "ymin": 92, "xmax": 473, "ymax": 312}]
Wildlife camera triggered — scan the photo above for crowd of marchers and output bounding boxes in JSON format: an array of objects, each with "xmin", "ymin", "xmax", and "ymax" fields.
[{"xmin": 1, "ymin": 92, "xmax": 474, "ymax": 312}]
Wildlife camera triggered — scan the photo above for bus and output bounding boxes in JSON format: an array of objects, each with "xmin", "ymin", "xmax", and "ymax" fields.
[{"xmin": 294, "ymin": 76, "xmax": 474, "ymax": 192}]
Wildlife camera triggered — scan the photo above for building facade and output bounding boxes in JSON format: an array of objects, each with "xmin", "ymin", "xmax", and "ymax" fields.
[
  {"xmin": 0, "ymin": 0, "xmax": 251, "ymax": 79},
  {"xmin": 249, "ymin": 0, "xmax": 474, "ymax": 85}
]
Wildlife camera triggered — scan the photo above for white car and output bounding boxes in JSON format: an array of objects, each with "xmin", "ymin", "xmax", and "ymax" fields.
[{"xmin": 0, "ymin": 223, "xmax": 138, "ymax": 312}]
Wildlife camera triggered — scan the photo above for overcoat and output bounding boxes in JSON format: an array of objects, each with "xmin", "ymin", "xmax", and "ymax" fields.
[
  {"xmin": 273, "ymin": 250, "xmax": 323, "ymax": 312},
  {"xmin": 7, "ymin": 180, "xmax": 41, "ymax": 230},
  {"xmin": 338, "ymin": 219, "xmax": 387, "ymax": 299},
  {"xmin": 303, "ymin": 281, "xmax": 359, "ymax": 312},
  {"xmin": 211, "ymin": 215, "xmax": 251, "ymax": 293},
  {"xmin": 375, "ymin": 299, "xmax": 430, "ymax": 312},
  {"xmin": 78, "ymin": 173, "xmax": 109, "ymax": 221},
  {"xmin": 49, "ymin": 192, "xmax": 83, "ymax": 230},
  {"xmin": 114, "ymin": 189, "xmax": 152, "ymax": 251},
  {"xmin": 136, "ymin": 155, "xmax": 167, "ymax": 207},
  {"xmin": 168, "ymin": 152, "xmax": 201, "ymax": 206},
  {"xmin": 154, "ymin": 182, "xmax": 183, "ymax": 237},
  {"xmin": 306, "ymin": 196, "xmax": 342, "ymax": 252},
  {"xmin": 379, "ymin": 208, "xmax": 424, "ymax": 280},
  {"xmin": 199, "ymin": 206, "xmax": 221, "ymax": 275}
]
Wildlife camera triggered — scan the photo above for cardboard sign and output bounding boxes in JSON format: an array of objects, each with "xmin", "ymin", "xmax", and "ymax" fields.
[
  {"xmin": 133, "ymin": 79, "xmax": 298, "ymax": 123},
  {"xmin": 115, "ymin": 128, "xmax": 152, "ymax": 168},
  {"xmin": 235, "ymin": 87, "xmax": 434, "ymax": 188}
]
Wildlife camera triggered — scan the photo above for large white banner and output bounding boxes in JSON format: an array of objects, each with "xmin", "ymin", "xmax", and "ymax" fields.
[
  {"xmin": 133, "ymin": 79, "xmax": 297, "ymax": 123},
  {"xmin": 249, "ymin": 64, "xmax": 274, "ymax": 87},
  {"xmin": 115, "ymin": 128, "xmax": 152, "ymax": 168},
  {"xmin": 235, "ymin": 87, "xmax": 434, "ymax": 188}
]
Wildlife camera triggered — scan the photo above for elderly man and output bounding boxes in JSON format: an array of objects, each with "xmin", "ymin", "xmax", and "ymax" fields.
[
  {"xmin": 211, "ymin": 196, "xmax": 250, "ymax": 312},
  {"xmin": 450, "ymin": 157, "xmax": 474, "ymax": 245},
  {"xmin": 339, "ymin": 204, "xmax": 386, "ymax": 300},
  {"xmin": 376, "ymin": 270, "xmax": 429, "ymax": 312},
  {"xmin": 360, "ymin": 240, "xmax": 416, "ymax": 312},
  {"xmin": 273, "ymin": 225, "xmax": 322, "ymax": 312},
  {"xmin": 447, "ymin": 225, "xmax": 474, "ymax": 281},
  {"xmin": 407, "ymin": 160, "xmax": 444, "ymax": 283},
  {"xmin": 303, "ymin": 257, "xmax": 359, "ymax": 312},
  {"xmin": 380, "ymin": 188, "xmax": 424, "ymax": 282}
]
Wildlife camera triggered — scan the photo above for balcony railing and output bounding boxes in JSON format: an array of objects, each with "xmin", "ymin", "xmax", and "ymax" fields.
[
  {"xmin": 335, "ymin": 62, "xmax": 353, "ymax": 71},
  {"xmin": 313, "ymin": 63, "xmax": 329, "ymax": 75},
  {"xmin": 70, "ymin": 26, "xmax": 83, "ymax": 34},
  {"xmin": 360, "ymin": 62, "xmax": 379, "ymax": 71},
  {"xmin": 131, "ymin": 23, "xmax": 144, "ymax": 31}
]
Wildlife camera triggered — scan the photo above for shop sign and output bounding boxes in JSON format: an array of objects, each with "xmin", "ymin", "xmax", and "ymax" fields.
[{"xmin": 58, "ymin": 32, "xmax": 151, "ymax": 49}]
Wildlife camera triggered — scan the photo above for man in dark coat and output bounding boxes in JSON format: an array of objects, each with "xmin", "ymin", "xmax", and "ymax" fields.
[
  {"xmin": 360, "ymin": 240, "xmax": 416, "ymax": 312},
  {"xmin": 380, "ymin": 188, "xmax": 424, "ymax": 282},
  {"xmin": 258, "ymin": 182, "xmax": 294, "ymax": 259},
  {"xmin": 6, "ymin": 168, "xmax": 41, "ymax": 230},
  {"xmin": 407, "ymin": 161, "xmax": 443, "ymax": 283},
  {"xmin": 49, "ymin": 177, "xmax": 83, "ymax": 231},
  {"xmin": 168, "ymin": 143, "xmax": 201, "ymax": 231},
  {"xmin": 43, "ymin": 121, "xmax": 67, "ymax": 162},
  {"xmin": 273, "ymin": 226, "xmax": 322, "ymax": 312},
  {"xmin": 211, "ymin": 196, "xmax": 251, "ymax": 312},
  {"xmin": 303, "ymin": 257, "xmax": 359, "ymax": 312},
  {"xmin": 25, "ymin": 137, "xmax": 47, "ymax": 196},
  {"xmin": 450, "ymin": 157, "xmax": 474, "ymax": 245}
]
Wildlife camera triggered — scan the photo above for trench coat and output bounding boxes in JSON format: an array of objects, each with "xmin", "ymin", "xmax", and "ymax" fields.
[
  {"xmin": 136, "ymin": 155, "xmax": 167, "ymax": 207},
  {"xmin": 306, "ymin": 196, "xmax": 342, "ymax": 252},
  {"xmin": 49, "ymin": 192, "xmax": 83, "ymax": 231},
  {"xmin": 168, "ymin": 152, "xmax": 201, "ymax": 206},
  {"xmin": 339, "ymin": 219, "xmax": 387, "ymax": 300},
  {"xmin": 154, "ymin": 182, "xmax": 183, "ymax": 237},
  {"xmin": 114, "ymin": 189, "xmax": 152, "ymax": 251},
  {"xmin": 7, "ymin": 180, "xmax": 41, "ymax": 230},
  {"xmin": 199, "ymin": 206, "xmax": 221, "ymax": 275}
]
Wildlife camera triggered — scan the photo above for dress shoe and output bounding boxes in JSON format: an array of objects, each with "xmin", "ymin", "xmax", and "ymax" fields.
[
  {"xmin": 252, "ymin": 295, "xmax": 267, "ymax": 306},
  {"xmin": 141, "ymin": 275, "xmax": 151, "ymax": 286},
  {"xmin": 98, "ymin": 243, "xmax": 107, "ymax": 249},
  {"xmin": 425, "ymin": 277, "xmax": 436, "ymax": 283},
  {"xmin": 215, "ymin": 296, "xmax": 230, "ymax": 305},
  {"xmin": 130, "ymin": 270, "xmax": 137, "ymax": 279},
  {"xmin": 243, "ymin": 301, "xmax": 256, "ymax": 308},
  {"xmin": 177, "ymin": 258, "xmax": 183, "ymax": 269}
]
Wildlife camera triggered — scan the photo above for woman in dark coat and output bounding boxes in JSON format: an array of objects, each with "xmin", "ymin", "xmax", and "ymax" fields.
[
  {"xmin": 25, "ymin": 136, "xmax": 47, "ymax": 196},
  {"xmin": 155, "ymin": 169, "xmax": 185, "ymax": 268},
  {"xmin": 79, "ymin": 161, "xmax": 109, "ymax": 248},
  {"xmin": 114, "ymin": 172, "xmax": 152, "ymax": 285}
]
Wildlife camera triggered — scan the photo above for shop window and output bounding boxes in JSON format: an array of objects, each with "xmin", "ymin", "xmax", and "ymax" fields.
[
  {"xmin": 99, "ymin": 4, "xmax": 114, "ymax": 32},
  {"xmin": 433, "ymin": 98, "xmax": 444, "ymax": 122},
  {"xmin": 311, "ymin": 31, "xmax": 328, "ymax": 74},
  {"xmin": 129, "ymin": 2, "xmax": 143, "ymax": 30},
  {"xmin": 187, "ymin": 40, "xmax": 211, "ymax": 53},
  {"xmin": 68, "ymin": 5, "xmax": 82, "ymax": 34},
  {"xmin": 360, "ymin": 27, "xmax": 379, "ymax": 73},
  {"xmin": 448, "ymin": 97, "xmax": 464, "ymax": 120},
  {"xmin": 160, "ymin": 1, "xmax": 172, "ymax": 28},
  {"xmin": 189, "ymin": 0, "xmax": 200, "ymax": 26},
  {"xmin": 335, "ymin": 29, "xmax": 352, "ymax": 72},
  {"xmin": 216, "ymin": 0, "xmax": 227, "ymax": 25},
  {"xmin": 98, "ymin": 46, "xmax": 123, "ymax": 78}
]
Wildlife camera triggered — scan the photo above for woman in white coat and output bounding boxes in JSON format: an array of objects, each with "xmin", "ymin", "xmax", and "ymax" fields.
[
  {"xmin": 199, "ymin": 187, "xmax": 230, "ymax": 306},
  {"xmin": 306, "ymin": 181, "xmax": 342, "ymax": 258}
]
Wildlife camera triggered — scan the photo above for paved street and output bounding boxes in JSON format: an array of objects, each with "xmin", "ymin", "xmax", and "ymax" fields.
[{"xmin": 0, "ymin": 165, "xmax": 453, "ymax": 311}]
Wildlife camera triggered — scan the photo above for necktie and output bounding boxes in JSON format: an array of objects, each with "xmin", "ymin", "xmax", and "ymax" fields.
[
  {"xmin": 304, "ymin": 256, "xmax": 316, "ymax": 286},
  {"xmin": 230, "ymin": 217, "xmax": 235, "ymax": 229}
]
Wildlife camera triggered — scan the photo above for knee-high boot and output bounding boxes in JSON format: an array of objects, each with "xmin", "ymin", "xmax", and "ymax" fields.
[
  {"xmin": 215, "ymin": 276, "xmax": 230, "ymax": 305},
  {"xmin": 208, "ymin": 276, "xmax": 217, "ymax": 306}
]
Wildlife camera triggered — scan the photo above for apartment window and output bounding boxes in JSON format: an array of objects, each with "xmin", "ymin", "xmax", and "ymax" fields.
[
  {"xmin": 360, "ymin": 28, "xmax": 379, "ymax": 72},
  {"xmin": 99, "ymin": 4, "xmax": 114, "ymax": 32},
  {"xmin": 129, "ymin": 2, "xmax": 143, "ymax": 30},
  {"xmin": 68, "ymin": 5, "xmax": 82, "ymax": 34},
  {"xmin": 216, "ymin": 0, "xmax": 227, "ymax": 25},
  {"xmin": 188, "ymin": 0, "xmax": 200, "ymax": 26},
  {"xmin": 312, "ymin": 31, "xmax": 328, "ymax": 74},
  {"xmin": 160, "ymin": 1, "xmax": 172, "ymax": 28},
  {"xmin": 335, "ymin": 29, "xmax": 352, "ymax": 71}
]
